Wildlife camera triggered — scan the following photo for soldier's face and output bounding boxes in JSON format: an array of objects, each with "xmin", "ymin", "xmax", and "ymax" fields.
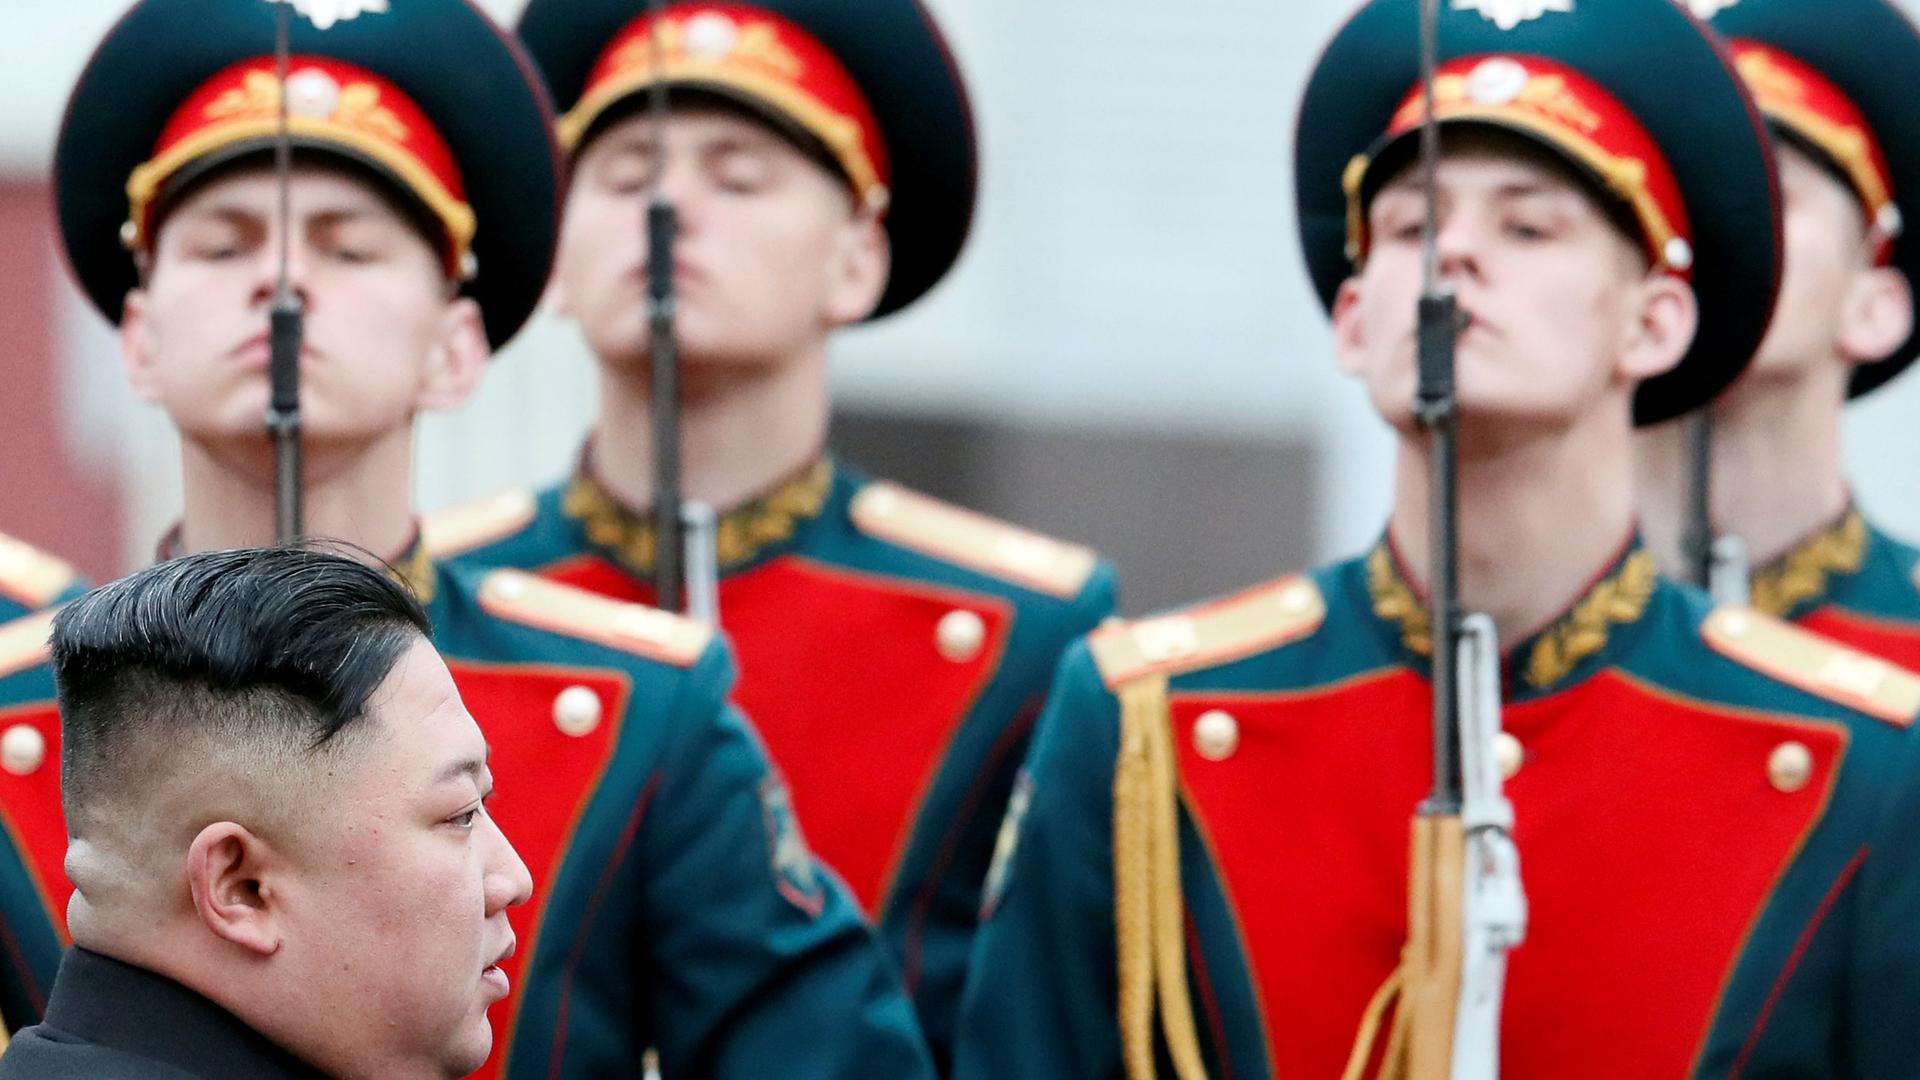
[
  {"xmin": 278, "ymin": 639, "xmax": 530, "ymax": 1079},
  {"xmin": 1740, "ymin": 141, "xmax": 1912, "ymax": 385},
  {"xmin": 120, "ymin": 164, "xmax": 488, "ymax": 461},
  {"xmin": 1333, "ymin": 142, "xmax": 1694, "ymax": 436},
  {"xmin": 555, "ymin": 103, "xmax": 890, "ymax": 380}
]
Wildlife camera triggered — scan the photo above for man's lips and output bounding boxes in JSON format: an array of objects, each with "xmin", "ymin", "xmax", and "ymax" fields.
[
  {"xmin": 481, "ymin": 938, "xmax": 515, "ymax": 996},
  {"xmin": 230, "ymin": 335, "xmax": 317, "ymax": 371},
  {"xmin": 634, "ymin": 260, "xmax": 706, "ymax": 288},
  {"xmin": 489, "ymin": 937, "xmax": 516, "ymax": 970}
]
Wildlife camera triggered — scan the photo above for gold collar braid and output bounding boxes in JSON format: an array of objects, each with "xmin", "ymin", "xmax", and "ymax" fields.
[
  {"xmin": 155, "ymin": 526, "xmax": 438, "ymax": 604},
  {"xmin": 1367, "ymin": 542, "xmax": 1658, "ymax": 691},
  {"xmin": 565, "ymin": 459, "xmax": 835, "ymax": 577},
  {"xmin": 389, "ymin": 538, "xmax": 438, "ymax": 605},
  {"xmin": 1749, "ymin": 510, "xmax": 1867, "ymax": 619}
]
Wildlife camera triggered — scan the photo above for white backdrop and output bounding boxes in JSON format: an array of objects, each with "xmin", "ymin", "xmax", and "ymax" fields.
[{"xmin": 13, "ymin": 0, "xmax": 1920, "ymax": 572}]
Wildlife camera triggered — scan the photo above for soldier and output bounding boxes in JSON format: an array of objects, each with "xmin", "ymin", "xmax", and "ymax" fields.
[
  {"xmin": 0, "ymin": 533, "xmax": 83, "ymax": 623},
  {"xmin": 433, "ymin": 0, "xmax": 1119, "ymax": 1064},
  {"xmin": 1637, "ymin": 0, "xmax": 1920, "ymax": 668},
  {"xmin": 0, "ymin": 1, "xmax": 934, "ymax": 1076},
  {"xmin": 954, "ymin": 0, "xmax": 1920, "ymax": 1077}
]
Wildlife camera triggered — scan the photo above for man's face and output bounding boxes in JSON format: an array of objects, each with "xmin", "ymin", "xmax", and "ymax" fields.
[
  {"xmin": 1744, "ymin": 141, "xmax": 1907, "ymax": 382},
  {"xmin": 121, "ymin": 164, "xmax": 487, "ymax": 454},
  {"xmin": 280, "ymin": 639, "xmax": 529, "ymax": 1078},
  {"xmin": 555, "ymin": 103, "xmax": 888, "ymax": 376},
  {"xmin": 1333, "ymin": 140, "xmax": 1686, "ymax": 434}
]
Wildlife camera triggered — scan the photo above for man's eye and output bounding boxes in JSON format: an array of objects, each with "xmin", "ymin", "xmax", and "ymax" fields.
[
  {"xmin": 449, "ymin": 807, "xmax": 480, "ymax": 830},
  {"xmin": 188, "ymin": 239, "xmax": 244, "ymax": 260},
  {"xmin": 1503, "ymin": 214, "xmax": 1556, "ymax": 241},
  {"xmin": 599, "ymin": 155, "xmax": 657, "ymax": 196},
  {"xmin": 713, "ymin": 155, "xmax": 773, "ymax": 193}
]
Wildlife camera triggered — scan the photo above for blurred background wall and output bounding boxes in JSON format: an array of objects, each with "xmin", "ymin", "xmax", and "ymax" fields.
[{"xmin": 5, "ymin": 0, "xmax": 1919, "ymax": 614}]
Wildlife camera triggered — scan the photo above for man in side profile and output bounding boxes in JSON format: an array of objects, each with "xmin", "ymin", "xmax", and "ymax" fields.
[{"xmin": 1, "ymin": 545, "xmax": 531, "ymax": 1079}]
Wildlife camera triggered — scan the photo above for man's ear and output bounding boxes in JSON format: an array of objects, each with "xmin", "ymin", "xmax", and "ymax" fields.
[
  {"xmin": 417, "ymin": 296, "xmax": 491, "ymax": 412},
  {"xmin": 185, "ymin": 822, "xmax": 284, "ymax": 958},
  {"xmin": 119, "ymin": 290, "xmax": 168, "ymax": 405},
  {"xmin": 1837, "ymin": 266, "xmax": 1914, "ymax": 367},
  {"xmin": 1616, "ymin": 273, "xmax": 1698, "ymax": 383},
  {"xmin": 822, "ymin": 210, "xmax": 890, "ymax": 328},
  {"xmin": 1331, "ymin": 277, "xmax": 1370, "ymax": 378}
]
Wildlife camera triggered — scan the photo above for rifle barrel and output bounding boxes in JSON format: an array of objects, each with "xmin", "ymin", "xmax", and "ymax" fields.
[{"xmin": 649, "ymin": 199, "xmax": 685, "ymax": 613}]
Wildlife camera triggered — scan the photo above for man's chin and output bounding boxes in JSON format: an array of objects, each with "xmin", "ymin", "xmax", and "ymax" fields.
[{"xmin": 446, "ymin": 1016, "xmax": 493, "ymax": 1077}]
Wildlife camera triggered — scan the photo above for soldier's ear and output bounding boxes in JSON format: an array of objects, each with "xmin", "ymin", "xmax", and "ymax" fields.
[
  {"xmin": 1616, "ymin": 272, "xmax": 1695, "ymax": 383},
  {"xmin": 417, "ymin": 296, "xmax": 489, "ymax": 412},
  {"xmin": 118, "ymin": 290, "xmax": 168, "ymax": 405},
  {"xmin": 1837, "ymin": 266, "xmax": 1913, "ymax": 366},
  {"xmin": 823, "ymin": 209, "xmax": 889, "ymax": 328},
  {"xmin": 185, "ymin": 821, "xmax": 283, "ymax": 957}
]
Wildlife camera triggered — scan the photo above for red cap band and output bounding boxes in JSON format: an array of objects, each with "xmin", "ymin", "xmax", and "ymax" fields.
[
  {"xmin": 1342, "ymin": 54, "xmax": 1695, "ymax": 277},
  {"xmin": 558, "ymin": 2, "xmax": 891, "ymax": 214},
  {"xmin": 126, "ymin": 56, "xmax": 477, "ymax": 279},
  {"xmin": 1732, "ymin": 40, "xmax": 1900, "ymax": 262}
]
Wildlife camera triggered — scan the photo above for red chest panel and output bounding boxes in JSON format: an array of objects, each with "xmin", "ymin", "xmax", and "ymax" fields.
[
  {"xmin": 0, "ymin": 701, "xmax": 69, "ymax": 943},
  {"xmin": 1798, "ymin": 607, "xmax": 1920, "ymax": 673},
  {"xmin": 542, "ymin": 554, "xmax": 1007, "ymax": 913},
  {"xmin": 447, "ymin": 661, "xmax": 628, "ymax": 1080},
  {"xmin": 1170, "ymin": 670, "xmax": 1843, "ymax": 1078}
]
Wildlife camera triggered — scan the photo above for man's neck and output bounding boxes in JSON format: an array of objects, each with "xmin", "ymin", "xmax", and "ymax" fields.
[
  {"xmin": 590, "ymin": 347, "xmax": 831, "ymax": 512},
  {"xmin": 1635, "ymin": 364, "xmax": 1851, "ymax": 570},
  {"xmin": 175, "ymin": 430, "xmax": 418, "ymax": 560},
  {"xmin": 1390, "ymin": 404, "xmax": 1638, "ymax": 646}
]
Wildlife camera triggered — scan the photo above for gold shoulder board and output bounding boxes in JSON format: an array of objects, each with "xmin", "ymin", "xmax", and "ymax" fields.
[
  {"xmin": 1703, "ymin": 606, "xmax": 1920, "ymax": 727},
  {"xmin": 476, "ymin": 571, "xmax": 711, "ymax": 669},
  {"xmin": 1089, "ymin": 576, "xmax": 1326, "ymax": 689},
  {"xmin": 850, "ymin": 482, "xmax": 1098, "ymax": 599},
  {"xmin": 0, "ymin": 609, "xmax": 60, "ymax": 681},
  {"xmin": 0, "ymin": 533, "xmax": 78, "ymax": 609},
  {"xmin": 422, "ymin": 490, "xmax": 538, "ymax": 559}
]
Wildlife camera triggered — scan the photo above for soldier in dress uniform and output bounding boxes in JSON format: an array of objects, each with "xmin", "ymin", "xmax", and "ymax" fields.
[
  {"xmin": 0, "ymin": 1, "xmax": 934, "ymax": 1077},
  {"xmin": 0, "ymin": 533, "xmax": 83, "ymax": 623},
  {"xmin": 431, "ymin": 0, "xmax": 1119, "ymax": 1065},
  {"xmin": 953, "ymin": 0, "xmax": 1920, "ymax": 1076},
  {"xmin": 1637, "ymin": 0, "xmax": 1920, "ymax": 669}
]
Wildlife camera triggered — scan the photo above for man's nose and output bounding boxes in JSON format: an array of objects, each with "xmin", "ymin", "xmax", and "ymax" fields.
[
  {"xmin": 1433, "ymin": 210, "xmax": 1484, "ymax": 282},
  {"xmin": 652, "ymin": 153, "xmax": 708, "ymax": 235},
  {"xmin": 250, "ymin": 236, "xmax": 312, "ymax": 310},
  {"xmin": 482, "ymin": 812, "xmax": 534, "ymax": 912}
]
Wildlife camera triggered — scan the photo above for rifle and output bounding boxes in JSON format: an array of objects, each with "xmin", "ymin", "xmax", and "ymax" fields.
[
  {"xmin": 1684, "ymin": 410, "xmax": 1751, "ymax": 604},
  {"xmin": 267, "ymin": 0, "xmax": 305, "ymax": 543},
  {"xmin": 1397, "ymin": 0, "xmax": 1527, "ymax": 1074},
  {"xmin": 643, "ymin": 4, "xmax": 720, "ymax": 623}
]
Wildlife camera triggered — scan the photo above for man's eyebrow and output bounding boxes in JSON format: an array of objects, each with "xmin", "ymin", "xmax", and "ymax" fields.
[
  {"xmin": 433, "ymin": 745, "xmax": 493, "ymax": 786},
  {"xmin": 173, "ymin": 204, "xmax": 261, "ymax": 227}
]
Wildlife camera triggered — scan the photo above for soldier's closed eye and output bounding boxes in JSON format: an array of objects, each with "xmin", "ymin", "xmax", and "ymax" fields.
[{"xmin": 708, "ymin": 144, "xmax": 775, "ymax": 193}]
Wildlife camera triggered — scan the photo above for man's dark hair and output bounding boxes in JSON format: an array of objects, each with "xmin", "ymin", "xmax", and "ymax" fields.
[{"xmin": 52, "ymin": 546, "xmax": 431, "ymax": 839}]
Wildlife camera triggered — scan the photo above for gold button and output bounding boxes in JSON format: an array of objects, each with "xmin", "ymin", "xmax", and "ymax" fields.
[
  {"xmin": 1768, "ymin": 741, "xmax": 1814, "ymax": 793},
  {"xmin": 552, "ymin": 686, "xmax": 603, "ymax": 738},
  {"xmin": 1493, "ymin": 732, "xmax": 1523, "ymax": 781},
  {"xmin": 1, "ymin": 725, "xmax": 44, "ymax": 776},
  {"xmin": 936, "ymin": 610, "xmax": 987, "ymax": 663},
  {"xmin": 1193, "ymin": 710, "xmax": 1240, "ymax": 762}
]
